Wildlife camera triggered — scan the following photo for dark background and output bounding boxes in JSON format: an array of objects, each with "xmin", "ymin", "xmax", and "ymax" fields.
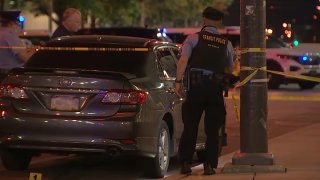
[{"xmin": 224, "ymin": 0, "xmax": 320, "ymax": 43}]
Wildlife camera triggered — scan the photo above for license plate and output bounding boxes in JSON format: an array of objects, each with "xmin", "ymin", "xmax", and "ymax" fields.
[{"xmin": 51, "ymin": 95, "xmax": 80, "ymax": 111}]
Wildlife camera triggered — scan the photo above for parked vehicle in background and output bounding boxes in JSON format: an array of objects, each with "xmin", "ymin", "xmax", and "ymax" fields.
[
  {"xmin": 0, "ymin": 35, "xmax": 214, "ymax": 178},
  {"xmin": 264, "ymin": 37, "xmax": 320, "ymax": 89},
  {"xmin": 76, "ymin": 27, "xmax": 172, "ymax": 42},
  {"xmin": 167, "ymin": 27, "xmax": 320, "ymax": 89}
]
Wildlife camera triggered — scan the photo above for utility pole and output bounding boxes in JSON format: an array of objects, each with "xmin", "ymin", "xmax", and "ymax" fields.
[
  {"xmin": 48, "ymin": 0, "xmax": 53, "ymax": 35},
  {"xmin": 238, "ymin": 0, "xmax": 269, "ymax": 158},
  {"xmin": 222, "ymin": 0, "xmax": 286, "ymax": 173},
  {"xmin": 0, "ymin": 0, "xmax": 4, "ymax": 11}
]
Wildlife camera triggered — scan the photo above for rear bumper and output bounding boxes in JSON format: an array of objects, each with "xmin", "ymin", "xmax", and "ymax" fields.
[
  {"xmin": 0, "ymin": 114, "xmax": 158, "ymax": 157},
  {"xmin": 0, "ymin": 138, "xmax": 137, "ymax": 154}
]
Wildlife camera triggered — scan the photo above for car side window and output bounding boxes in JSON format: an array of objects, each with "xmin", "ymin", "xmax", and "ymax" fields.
[{"xmin": 156, "ymin": 46, "xmax": 178, "ymax": 78}]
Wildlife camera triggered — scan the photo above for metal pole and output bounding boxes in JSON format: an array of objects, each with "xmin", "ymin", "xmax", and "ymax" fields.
[
  {"xmin": 0, "ymin": 0, "xmax": 4, "ymax": 11},
  {"xmin": 222, "ymin": 0, "xmax": 285, "ymax": 173},
  {"xmin": 232, "ymin": 0, "xmax": 272, "ymax": 165},
  {"xmin": 48, "ymin": 0, "xmax": 53, "ymax": 35},
  {"xmin": 240, "ymin": 0, "xmax": 268, "ymax": 153}
]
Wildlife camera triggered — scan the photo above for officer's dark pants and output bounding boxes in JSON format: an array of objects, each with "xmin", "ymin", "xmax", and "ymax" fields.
[{"xmin": 178, "ymin": 79, "xmax": 225, "ymax": 168}]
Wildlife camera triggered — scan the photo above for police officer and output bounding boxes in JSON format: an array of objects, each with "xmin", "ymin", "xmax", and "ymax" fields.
[
  {"xmin": 175, "ymin": 7, "xmax": 234, "ymax": 175},
  {"xmin": 0, "ymin": 11, "xmax": 34, "ymax": 79},
  {"xmin": 51, "ymin": 8, "xmax": 81, "ymax": 39}
]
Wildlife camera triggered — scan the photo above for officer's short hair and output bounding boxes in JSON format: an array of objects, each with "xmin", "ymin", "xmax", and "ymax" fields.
[
  {"xmin": 202, "ymin": 7, "xmax": 224, "ymax": 21},
  {"xmin": 62, "ymin": 8, "xmax": 81, "ymax": 21}
]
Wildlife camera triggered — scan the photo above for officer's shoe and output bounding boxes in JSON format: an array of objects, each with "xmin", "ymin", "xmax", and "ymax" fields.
[
  {"xmin": 203, "ymin": 163, "xmax": 215, "ymax": 175},
  {"xmin": 180, "ymin": 162, "xmax": 192, "ymax": 174}
]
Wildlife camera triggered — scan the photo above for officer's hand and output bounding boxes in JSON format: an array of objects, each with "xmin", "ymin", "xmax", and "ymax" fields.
[
  {"xmin": 223, "ymin": 74, "xmax": 239, "ymax": 88},
  {"xmin": 19, "ymin": 47, "xmax": 36, "ymax": 62},
  {"xmin": 175, "ymin": 83, "xmax": 184, "ymax": 98}
]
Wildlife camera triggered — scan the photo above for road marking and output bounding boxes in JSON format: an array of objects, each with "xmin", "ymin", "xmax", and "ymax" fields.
[
  {"xmin": 226, "ymin": 95, "xmax": 320, "ymax": 101},
  {"xmin": 268, "ymin": 95, "xmax": 320, "ymax": 101}
]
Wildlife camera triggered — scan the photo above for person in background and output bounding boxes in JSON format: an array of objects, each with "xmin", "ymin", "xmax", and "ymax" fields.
[
  {"xmin": 175, "ymin": 6, "xmax": 234, "ymax": 176},
  {"xmin": 0, "ymin": 10, "xmax": 34, "ymax": 79},
  {"xmin": 51, "ymin": 8, "xmax": 81, "ymax": 39}
]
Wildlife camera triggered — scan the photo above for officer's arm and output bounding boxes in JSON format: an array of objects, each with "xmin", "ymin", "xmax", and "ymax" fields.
[
  {"xmin": 8, "ymin": 34, "xmax": 35, "ymax": 62},
  {"xmin": 175, "ymin": 55, "xmax": 188, "ymax": 97},
  {"xmin": 176, "ymin": 55, "xmax": 189, "ymax": 81},
  {"xmin": 17, "ymin": 48, "xmax": 35, "ymax": 62},
  {"xmin": 176, "ymin": 34, "xmax": 195, "ymax": 81},
  {"xmin": 226, "ymin": 41, "xmax": 234, "ymax": 74}
]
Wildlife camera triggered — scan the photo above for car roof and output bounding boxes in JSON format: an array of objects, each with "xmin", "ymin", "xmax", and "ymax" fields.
[
  {"xmin": 47, "ymin": 35, "xmax": 161, "ymax": 48},
  {"xmin": 77, "ymin": 27, "xmax": 161, "ymax": 32},
  {"xmin": 76, "ymin": 27, "xmax": 162, "ymax": 37}
]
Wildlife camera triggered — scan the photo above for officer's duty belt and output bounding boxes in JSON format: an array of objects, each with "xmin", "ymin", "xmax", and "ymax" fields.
[{"xmin": 189, "ymin": 68, "xmax": 224, "ymax": 86}]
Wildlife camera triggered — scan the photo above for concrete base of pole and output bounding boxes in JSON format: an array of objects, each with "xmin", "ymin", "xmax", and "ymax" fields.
[
  {"xmin": 232, "ymin": 152, "xmax": 274, "ymax": 165},
  {"xmin": 221, "ymin": 163, "xmax": 287, "ymax": 173},
  {"xmin": 221, "ymin": 152, "xmax": 287, "ymax": 173}
]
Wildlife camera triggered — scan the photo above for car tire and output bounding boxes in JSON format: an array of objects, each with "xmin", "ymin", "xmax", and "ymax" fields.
[
  {"xmin": 1, "ymin": 148, "xmax": 32, "ymax": 170},
  {"xmin": 298, "ymin": 81, "xmax": 318, "ymax": 90},
  {"xmin": 144, "ymin": 121, "xmax": 170, "ymax": 178},
  {"xmin": 267, "ymin": 62, "xmax": 283, "ymax": 89}
]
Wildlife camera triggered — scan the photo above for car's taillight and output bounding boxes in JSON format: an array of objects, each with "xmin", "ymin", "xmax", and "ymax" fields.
[
  {"xmin": 101, "ymin": 89, "xmax": 147, "ymax": 105},
  {"xmin": 0, "ymin": 84, "xmax": 28, "ymax": 99}
]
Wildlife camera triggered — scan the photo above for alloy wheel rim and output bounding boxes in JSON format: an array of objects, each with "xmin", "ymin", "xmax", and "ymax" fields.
[{"xmin": 158, "ymin": 128, "xmax": 169, "ymax": 171}]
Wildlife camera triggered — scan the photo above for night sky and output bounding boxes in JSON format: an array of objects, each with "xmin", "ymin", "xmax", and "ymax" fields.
[
  {"xmin": 224, "ymin": 0, "xmax": 318, "ymax": 25},
  {"xmin": 223, "ymin": 0, "xmax": 320, "ymax": 42}
]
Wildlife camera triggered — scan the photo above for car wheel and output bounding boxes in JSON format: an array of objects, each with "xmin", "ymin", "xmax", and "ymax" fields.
[
  {"xmin": 298, "ymin": 81, "xmax": 318, "ymax": 89},
  {"xmin": 144, "ymin": 121, "xmax": 170, "ymax": 178},
  {"xmin": 267, "ymin": 63, "xmax": 283, "ymax": 89},
  {"xmin": 1, "ymin": 148, "xmax": 32, "ymax": 170}
]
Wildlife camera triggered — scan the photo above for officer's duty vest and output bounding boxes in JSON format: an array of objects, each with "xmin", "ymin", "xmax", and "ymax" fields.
[{"xmin": 189, "ymin": 31, "xmax": 228, "ymax": 74}]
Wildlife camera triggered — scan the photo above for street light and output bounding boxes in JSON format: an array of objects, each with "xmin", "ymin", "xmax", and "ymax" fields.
[
  {"xmin": 282, "ymin": 22, "xmax": 287, "ymax": 28},
  {"xmin": 266, "ymin": 28, "xmax": 273, "ymax": 34}
]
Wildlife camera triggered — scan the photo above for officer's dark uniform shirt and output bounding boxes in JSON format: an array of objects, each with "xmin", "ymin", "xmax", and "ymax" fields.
[
  {"xmin": 181, "ymin": 26, "xmax": 234, "ymax": 102},
  {"xmin": 181, "ymin": 26, "xmax": 234, "ymax": 71},
  {"xmin": 189, "ymin": 30, "xmax": 228, "ymax": 74},
  {"xmin": 51, "ymin": 25, "xmax": 72, "ymax": 39}
]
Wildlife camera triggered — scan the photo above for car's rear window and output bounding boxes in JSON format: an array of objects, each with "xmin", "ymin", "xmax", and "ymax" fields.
[{"xmin": 25, "ymin": 50, "xmax": 153, "ymax": 77}]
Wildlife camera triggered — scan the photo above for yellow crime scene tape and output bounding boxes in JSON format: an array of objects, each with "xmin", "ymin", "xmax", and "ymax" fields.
[
  {"xmin": 235, "ymin": 47, "xmax": 266, "ymax": 53},
  {"xmin": 229, "ymin": 48, "xmax": 320, "ymax": 122},
  {"xmin": 0, "ymin": 45, "xmax": 150, "ymax": 52}
]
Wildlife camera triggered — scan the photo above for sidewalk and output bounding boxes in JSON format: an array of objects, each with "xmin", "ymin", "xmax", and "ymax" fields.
[{"xmin": 165, "ymin": 123, "xmax": 320, "ymax": 180}]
